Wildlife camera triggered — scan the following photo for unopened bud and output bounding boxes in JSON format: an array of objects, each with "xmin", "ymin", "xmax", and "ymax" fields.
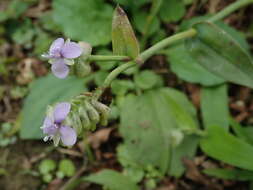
[
  {"xmin": 78, "ymin": 106, "xmax": 91, "ymax": 130},
  {"xmin": 79, "ymin": 42, "xmax": 92, "ymax": 59},
  {"xmin": 91, "ymin": 100, "xmax": 110, "ymax": 126},
  {"xmin": 74, "ymin": 61, "xmax": 91, "ymax": 77},
  {"xmin": 85, "ymin": 101, "xmax": 100, "ymax": 124}
]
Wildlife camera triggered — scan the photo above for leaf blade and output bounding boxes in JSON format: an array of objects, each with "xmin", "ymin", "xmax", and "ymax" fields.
[
  {"xmin": 112, "ymin": 6, "xmax": 140, "ymax": 58},
  {"xmin": 185, "ymin": 22, "xmax": 253, "ymax": 88}
]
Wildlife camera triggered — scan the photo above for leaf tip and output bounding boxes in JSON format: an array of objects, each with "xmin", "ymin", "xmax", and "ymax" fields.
[{"xmin": 115, "ymin": 5, "xmax": 126, "ymax": 16}]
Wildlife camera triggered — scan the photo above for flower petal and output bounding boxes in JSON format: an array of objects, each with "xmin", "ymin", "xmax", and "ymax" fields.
[
  {"xmin": 61, "ymin": 42, "xmax": 82, "ymax": 59},
  {"xmin": 59, "ymin": 126, "xmax": 77, "ymax": 146},
  {"xmin": 53, "ymin": 102, "xmax": 71, "ymax": 123},
  {"xmin": 49, "ymin": 38, "xmax": 64, "ymax": 55},
  {"xmin": 42, "ymin": 117, "xmax": 57, "ymax": 135},
  {"xmin": 43, "ymin": 116, "xmax": 54, "ymax": 128},
  {"xmin": 51, "ymin": 60, "xmax": 69, "ymax": 79}
]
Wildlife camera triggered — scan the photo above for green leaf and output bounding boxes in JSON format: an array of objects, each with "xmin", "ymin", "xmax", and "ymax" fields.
[
  {"xmin": 20, "ymin": 74, "xmax": 86, "ymax": 139},
  {"xmin": 201, "ymin": 84, "xmax": 229, "ymax": 130},
  {"xmin": 134, "ymin": 70, "xmax": 162, "ymax": 90},
  {"xmin": 167, "ymin": 17, "xmax": 249, "ymax": 86},
  {"xmin": 169, "ymin": 135, "xmax": 199, "ymax": 177},
  {"xmin": 111, "ymin": 80, "xmax": 135, "ymax": 96},
  {"xmin": 117, "ymin": 144, "xmax": 145, "ymax": 183},
  {"xmin": 94, "ymin": 71, "xmax": 109, "ymax": 86},
  {"xmin": 112, "ymin": 6, "xmax": 140, "ymax": 58},
  {"xmin": 203, "ymin": 168, "xmax": 253, "ymax": 181},
  {"xmin": 159, "ymin": 0, "xmax": 185, "ymax": 22},
  {"xmin": 39, "ymin": 159, "xmax": 56, "ymax": 175},
  {"xmin": 53, "ymin": 0, "xmax": 113, "ymax": 46},
  {"xmin": 200, "ymin": 125, "xmax": 253, "ymax": 171},
  {"xmin": 230, "ymin": 119, "xmax": 253, "ymax": 145},
  {"xmin": 11, "ymin": 18, "xmax": 35, "ymax": 47},
  {"xmin": 133, "ymin": 11, "xmax": 160, "ymax": 36},
  {"xmin": 185, "ymin": 22, "xmax": 253, "ymax": 88},
  {"xmin": 85, "ymin": 169, "xmax": 139, "ymax": 190},
  {"xmin": 59, "ymin": 159, "xmax": 76, "ymax": 177},
  {"xmin": 167, "ymin": 43, "xmax": 225, "ymax": 86},
  {"xmin": 120, "ymin": 88, "xmax": 199, "ymax": 175}
]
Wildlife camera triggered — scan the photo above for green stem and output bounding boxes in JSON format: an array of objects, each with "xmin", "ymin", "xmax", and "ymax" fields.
[
  {"xmin": 88, "ymin": 55, "xmax": 130, "ymax": 62},
  {"xmin": 139, "ymin": 28, "xmax": 197, "ymax": 62},
  {"xmin": 208, "ymin": 0, "xmax": 253, "ymax": 22},
  {"xmin": 94, "ymin": 29, "xmax": 197, "ymax": 99},
  {"xmin": 94, "ymin": 61, "xmax": 135, "ymax": 99}
]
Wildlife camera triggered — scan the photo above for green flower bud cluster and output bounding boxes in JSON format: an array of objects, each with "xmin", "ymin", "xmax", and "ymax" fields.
[
  {"xmin": 74, "ymin": 42, "xmax": 92, "ymax": 77},
  {"xmin": 67, "ymin": 94, "xmax": 110, "ymax": 136}
]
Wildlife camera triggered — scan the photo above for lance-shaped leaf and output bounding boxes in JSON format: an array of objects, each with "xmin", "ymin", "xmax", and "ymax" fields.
[
  {"xmin": 112, "ymin": 6, "xmax": 140, "ymax": 58},
  {"xmin": 185, "ymin": 22, "xmax": 253, "ymax": 88},
  {"xmin": 200, "ymin": 125, "xmax": 253, "ymax": 171},
  {"xmin": 201, "ymin": 84, "xmax": 229, "ymax": 130}
]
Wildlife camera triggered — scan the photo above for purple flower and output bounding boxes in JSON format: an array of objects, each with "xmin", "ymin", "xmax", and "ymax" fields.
[
  {"xmin": 41, "ymin": 102, "xmax": 77, "ymax": 146},
  {"xmin": 42, "ymin": 38, "xmax": 83, "ymax": 79}
]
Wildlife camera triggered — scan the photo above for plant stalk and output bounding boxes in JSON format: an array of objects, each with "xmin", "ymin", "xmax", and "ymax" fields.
[
  {"xmin": 208, "ymin": 0, "xmax": 253, "ymax": 22},
  {"xmin": 88, "ymin": 55, "xmax": 130, "ymax": 62}
]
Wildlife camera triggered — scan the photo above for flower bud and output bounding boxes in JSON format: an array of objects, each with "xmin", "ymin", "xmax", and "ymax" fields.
[
  {"xmin": 74, "ymin": 61, "xmax": 91, "ymax": 77},
  {"xmin": 85, "ymin": 101, "xmax": 100, "ymax": 124},
  {"xmin": 78, "ymin": 106, "xmax": 91, "ymax": 130},
  {"xmin": 91, "ymin": 100, "xmax": 110, "ymax": 126},
  {"xmin": 67, "ymin": 111, "xmax": 83, "ymax": 135},
  {"xmin": 78, "ymin": 42, "xmax": 92, "ymax": 59}
]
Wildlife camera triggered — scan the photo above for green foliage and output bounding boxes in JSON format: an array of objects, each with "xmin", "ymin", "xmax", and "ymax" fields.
[
  {"xmin": 167, "ymin": 17, "xmax": 250, "ymax": 86},
  {"xmin": 20, "ymin": 74, "xmax": 86, "ymax": 139},
  {"xmin": 119, "ymin": 88, "xmax": 199, "ymax": 176},
  {"xmin": 39, "ymin": 159, "xmax": 56, "ymax": 175},
  {"xmin": 0, "ymin": 122, "xmax": 17, "ymax": 147},
  {"xmin": 167, "ymin": 43, "xmax": 225, "ymax": 86},
  {"xmin": 230, "ymin": 119, "xmax": 253, "ymax": 145},
  {"xmin": 112, "ymin": 6, "xmax": 140, "ymax": 58},
  {"xmin": 159, "ymin": 0, "xmax": 185, "ymax": 22},
  {"xmin": 201, "ymin": 84, "xmax": 229, "ymax": 129},
  {"xmin": 203, "ymin": 168, "xmax": 253, "ymax": 181},
  {"xmin": 133, "ymin": 11, "xmax": 160, "ymax": 36},
  {"xmin": 58, "ymin": 159, "xmax": 76, "ymax": 177},
  {"xmin": 185, "ymin": 22, "xmax": 253, "ymax": 88},
  {"xmin": 53, "ymin": 0, "xmax": 113, "ymax": 46},
  {"xmin": 0, "ymin": 0, "xmax": 35, "ymax": 21},
  {"xmin": 84, "ymin": 169, "xmax": 139, "ymax": 190},
  {"xmin": 10, "ymin": 18, "xmax": 35, "ymax": 48},
  {"xmin": 200, "ymin": 125, "xmax": 253, "ymax": 171},
  {"xmin": 111, "ymin": 80, "xmax": 135, "ymax": 96},
  {"xmin": 134, "ymin": 70, "xmax": 163, "ymax": 90}
]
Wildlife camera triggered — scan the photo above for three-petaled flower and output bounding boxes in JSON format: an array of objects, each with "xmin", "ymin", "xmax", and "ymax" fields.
[
  {"xmin": 41, "ymin": 102, "xmax": 77, "ymax": 146},
  {"xmin": 42, "ymin": 38, "xmax": 83, "ymax": 79}
]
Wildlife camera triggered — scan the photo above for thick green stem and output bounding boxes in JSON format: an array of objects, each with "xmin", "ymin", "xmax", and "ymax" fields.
[
  {"xmin": 94, "ymin": 61, "xmax": 135, "ymax": 99},
  {"xmin": 208, "ymin": 0, "xmax": 253, "ymax": 22},
  {"xmin": 139, "ymin": 28, "xmax": 197, "ymax": 62},
  {"xmin": 88, "ymin": 55, "xmax": 130, "ymax": 62}
]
